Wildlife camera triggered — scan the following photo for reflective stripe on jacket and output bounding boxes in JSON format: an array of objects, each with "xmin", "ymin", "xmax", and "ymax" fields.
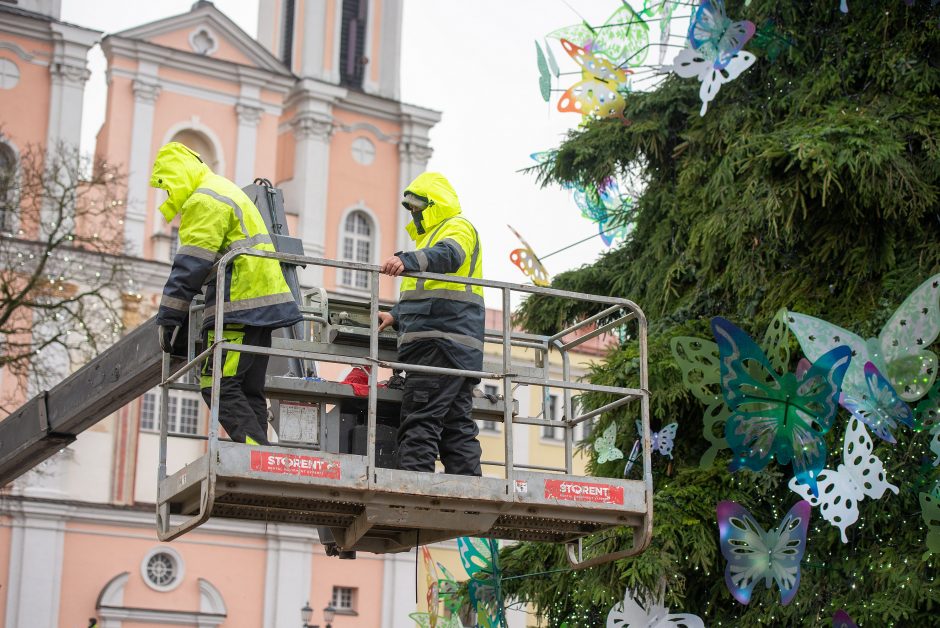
[
  {"xmin": 151, "ymin": 142, "xmax": 302, "ymax": 330},
  {"xmin": 391, "ymin": 172, "xmax": 485, "ymax": 372}
]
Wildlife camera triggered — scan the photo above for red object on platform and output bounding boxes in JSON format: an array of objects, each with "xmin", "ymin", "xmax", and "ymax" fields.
[{"xmin": 341, "ymin": 366, "xmax": 386, "ymax": 396}]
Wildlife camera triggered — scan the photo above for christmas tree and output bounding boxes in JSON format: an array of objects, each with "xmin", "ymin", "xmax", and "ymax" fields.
[{"xmin": 501, "ymin": 1, "xmax": 940, "ymax": 625}]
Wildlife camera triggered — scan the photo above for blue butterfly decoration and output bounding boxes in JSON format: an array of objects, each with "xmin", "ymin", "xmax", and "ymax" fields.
[
  {"xmin": 713, "ymin": 317, "xmax": 852, "ymax": 496},
  {"xmin": 718, "ymin": 499, "xmax": 811, "ymax": 605},
  {"xmin": 687, "ymin": 0, "xmax": 756, "ymax": 70}
]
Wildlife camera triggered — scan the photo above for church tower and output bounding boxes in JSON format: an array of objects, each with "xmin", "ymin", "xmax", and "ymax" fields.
[{"xmin": 256, "ymin": 0, "xmax": 439, "ymax": 290}]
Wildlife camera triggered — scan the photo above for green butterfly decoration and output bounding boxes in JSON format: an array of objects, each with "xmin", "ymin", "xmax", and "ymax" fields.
[
  {"xmin": 409, "ymin": 613, "xmax": 462, "ymax": 628},
  {"xmin": 435, "ymin": 562, "xmax": 465, "ymax": 617},
  {"xmin": 458, "ymin": 537, "xmax": 505, "ymax": 628},
  {"xmin": 919, "ymin": 484, "xmax": 940, "ymax": 558},
  {"xmin": 671, "ymin": 309, "xmax": 791, "ymax": 468},
  {"xmin": 547, "ymin": 3, "xmax": 650, "ymax": 66},
  {"xmin": 535, "ymin": 41, "xmax": 552, "ymax": 102},
  {"xmin": 594, "ymin": 423, "xmax": 624, "ymax": 464}
]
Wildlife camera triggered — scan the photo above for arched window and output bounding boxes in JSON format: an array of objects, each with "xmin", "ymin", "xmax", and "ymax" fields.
[
  {"xmin": 340, "ymin": 210, "xmax": 373, "ymax": 289},
  {"xmin": 0, "ymin": 142, "xmax": 16, "ymax": 232},
  {"xmin": 170, "ymin": 129, "xmax": 219, "ymax": 173}
]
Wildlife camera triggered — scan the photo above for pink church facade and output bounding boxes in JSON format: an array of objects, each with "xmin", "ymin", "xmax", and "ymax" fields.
[{"xmin": 0, "ymin": 1, "xmax": 440, "ymax": 626}]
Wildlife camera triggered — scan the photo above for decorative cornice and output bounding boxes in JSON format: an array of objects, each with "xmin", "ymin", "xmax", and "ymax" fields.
[
  {"xmin": 132, "ymin": 78, "xmax": 161, "ymax": 104},
  {"xmin": 49, "ymin": 61, "xmax": 90, "ymax": 85},
  {"xmin": 235, "ymin": 103, "xmax": 263, "ymax": 127},
  {"xmin": 399, "ymin": 141, "xmax": 433, "ymax": 164},
  {"xmin": 290, "ymin": 115, "xmax": 333, "ymax": 140}
]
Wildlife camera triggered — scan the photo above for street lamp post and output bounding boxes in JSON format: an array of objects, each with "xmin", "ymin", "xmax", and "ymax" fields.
[
  {"xmin": 301, "ymin": 601, "xmax": 319, "ymax": 628},
  {"xmin": 301, "ymin": 600, "xmax": 337, "ymax": 628},
  {"xmin": 323, "ymin": 603, "xmax": 336, "ymax": 628}
]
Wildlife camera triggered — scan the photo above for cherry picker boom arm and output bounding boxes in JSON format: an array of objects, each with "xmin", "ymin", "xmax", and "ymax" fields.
[{"xmin": 0, "ymin": 318, "xmax": 164, "ymax": 485}]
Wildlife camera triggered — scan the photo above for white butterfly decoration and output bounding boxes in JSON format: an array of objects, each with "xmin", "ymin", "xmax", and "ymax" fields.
[
  {"xmin": 786, "ymin": 273, "xmax": 940, "ymax": 404},
  {"xmin": 606, "ymin": 587, "xmax": 704, "ymax": 628},
  {"xmin": 636, "ymin": 420, "xmax": 678, "ymax": 458},
  {"xmin": 595, "ymin": 423, "xmax": 625, "ymax": 464},
  {"xmin": 788, "ymin": 417, "xmax": 898, "ymax": 543},
  {"xmin": 671, "ymin": 46, "xmax": 756, "ymax": 116}
]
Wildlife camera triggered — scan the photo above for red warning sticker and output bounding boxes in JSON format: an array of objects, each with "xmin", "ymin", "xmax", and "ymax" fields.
[
  {"xmin": 544, "ymin": 479, "xmax": 624, "ymax": 505},
  {"xmin": 250, "ymin": 450, "xmax": 341, "ymax": 479}
]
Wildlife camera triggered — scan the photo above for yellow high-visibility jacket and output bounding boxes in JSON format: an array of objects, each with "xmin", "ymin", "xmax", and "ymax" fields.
[
  {"xmin": 391, "ymin": 172, "xmax": 484, "ymax": 372},
  {"xmin": 151, "ymin": 142, "xmax": 301, "ymax": 330}
]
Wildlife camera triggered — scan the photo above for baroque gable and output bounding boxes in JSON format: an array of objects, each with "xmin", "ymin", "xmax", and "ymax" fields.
[{"xmin": 109, "ymin": 1, "xmax": 290, "ymax": 78}]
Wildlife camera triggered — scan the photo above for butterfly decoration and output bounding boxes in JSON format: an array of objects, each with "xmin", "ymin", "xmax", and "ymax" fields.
[
  {"xmin": 547, "ymin": 3, "xmax": 651, "ymax": 66},
  {"xmin": 713, "ymin": 316, "xmax": 852, "ymax": 496},
  {"xmin": 788, "ymin": 417, "xmax": 899, "ymax": 542},
  {"xmin": 687, "ymin": 0, "xmax": 756, "ymax": 70},
  {"xmin": 839, "ymin": 362, "xmax": 915, "ymax": 443},
  {"xmin": 556, "ymin": 39, "xmax": 633, "ymax": 121},
  {"xmin": 641, "ymin": 0, "xmax": 680, "ymax": 65},
  {"xmin": 409, "ymin": 613, "xmax": 462, "ymax": 628},
  {"xmin": 840, "ymin": 0, "xmax": 849, "ymax": 12},
  {"xmin": 623, "ymin": 438, "xmax": 642, "ymax": 476},
  {"xmin": 717, "ymin": 500, "xmax": 811, "ymax": 605},
  {"xmin": 606, "ymin": 586, "xmax": 705, "ymax": 628},
  {"xmin": 535, "ymin": 41, "xmax": 552, "ymax": 102},
  {"xmin": 436, "ymin": 562, "xmax": 466, "ymax": 617},
  {"xmin": 786, "ymin": 273, "xmax": 940, "ymax": 404},
  {"xmin": 573, "ymin": 182, "xmax": 631, "ymax": 246},
  {"xmin": 832, "ymin": 610, "xmax": 859, "ymax": 628},
  {"xmin": 919, "ymin": 484, "xmax": 940, "ymax": 556},
  {"xmin": 458, "ymin": 536, "xmax": 505, "ymax": 628},
  {"xmin": 672, "ymin": 45, "xmax": 756, "ymax": 116},
  {"xmin": 420, "ymin": 546, "xmax": 442, "ymax": 627},
  {"xmin": 671, "ymin": 309, "xmax": 792, "ymax": 468},
  {"xmin": 750, "ymin": 19, "xmax": 793, "ymax": 62},
  {"xmin": 636, "ymin": 420, "xmax": 678, "ymax": 458},
  {"xmin": 595, "ymin": 423, "xmax": 625, "ymax": 464},
  {"xmin": 507, "ymin": 224, "xmax": 550, "ymax": 287}
]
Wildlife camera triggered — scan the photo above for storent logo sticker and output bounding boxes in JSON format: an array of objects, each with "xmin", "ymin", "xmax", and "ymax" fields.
[
  {"xmin": 250, "ymin": 450, "xmax": 341, "ymax": 480},
  {"xmin": 544, "ymin": 479, "xmax": 624, "ymax": 505}
]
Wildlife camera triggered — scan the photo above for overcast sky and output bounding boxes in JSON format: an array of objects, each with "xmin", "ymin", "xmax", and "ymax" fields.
[{"xmin": 66, "ymin": 0, "xmax": 662, "ymax": 294}]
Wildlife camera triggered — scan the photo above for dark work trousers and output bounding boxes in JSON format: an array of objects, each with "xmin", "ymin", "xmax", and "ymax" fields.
[
  {"xmin": 200, "ymin": 325, "xmax": 273, "ymax": 445},
  {"xmin": 397, "ymin": 373, "xmax": 483, "ymax": 476}
]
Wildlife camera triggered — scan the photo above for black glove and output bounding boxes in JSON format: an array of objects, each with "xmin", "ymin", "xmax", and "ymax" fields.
[{"xmin": 158, "ymin": 325, "xmax": 181, "ymax": 354}]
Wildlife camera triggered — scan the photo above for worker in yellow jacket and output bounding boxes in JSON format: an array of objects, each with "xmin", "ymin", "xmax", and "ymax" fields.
[
  {"xmin": 377, "ymin": 172, "xmax": 484, "ymax": 476},
  {"xmin": 151, "ymin": 142, "xmax": 301, "ymax": 445}
]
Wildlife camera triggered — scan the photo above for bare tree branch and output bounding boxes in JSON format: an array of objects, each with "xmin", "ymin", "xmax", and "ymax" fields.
[{"xmin": 0, "ymin": 138, "xmax": 130, "ymax": 403}]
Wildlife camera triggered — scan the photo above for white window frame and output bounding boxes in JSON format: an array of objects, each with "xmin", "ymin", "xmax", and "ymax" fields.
[
  {"xmin": 140, "ymin": 546, "xmax": 185, "ymax": 593},
  {"xmin": 0, "ymin": 140, "xmax": 20, "ymax": 234},
  {"xmin": 331, "ymin": 585, "xmax": 357, "ymax": 612},
  {"xmin": 140, "ymin": 388, "xmax": 202, "ymax": 435},
  {"xmin": 541, "ymin": 393, "xmax": 561, "ymax": 441},
  {"xmin": 479, "ymin": 383, "xmax": 500, "ymax": 433},
  {"xmin": 336, "ymin": 205, "xmax": 380, "ymax": 292}
]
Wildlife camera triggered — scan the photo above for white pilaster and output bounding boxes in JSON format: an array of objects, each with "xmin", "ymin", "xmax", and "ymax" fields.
[
  {"xmin": 4, "ymin": 500, "xmax": 69, "ymax": 628},
  {"xmin": 377, "ymin": 0, "xmax": 403, "ymax": 100},
  {"xmin": 45, "ymin": 21, "xmax": 99, "ymax": 154},
  {"xmin": 124, "ymin": 63, "xmax": 161, "ymax": 256},
  {"xmin": 291, "ymin": 114, "xmax": 332, "ymax": 286},
  {"xmin": 283, "ymin": 80, "xmax": 345, "ymax": 287},
  {"xmin": 234, "ymin": 84, "xmax": 263, "ymax": 186},
  {"xmin": 299, "ymin": 0, "xmax": 329, "ymax": 80},
  {"xmin": 262, "ymin": 525, "xmax": 315, "ymax": 628},
  {"xmin": 380, "ymin": 549, "xmax": 418, "ymax": 628}
]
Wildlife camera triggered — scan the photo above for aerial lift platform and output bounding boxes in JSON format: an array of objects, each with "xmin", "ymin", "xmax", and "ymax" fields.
[{"xmin": 154, "ymin": 247, "xmax": 653, "ymax": 569}]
